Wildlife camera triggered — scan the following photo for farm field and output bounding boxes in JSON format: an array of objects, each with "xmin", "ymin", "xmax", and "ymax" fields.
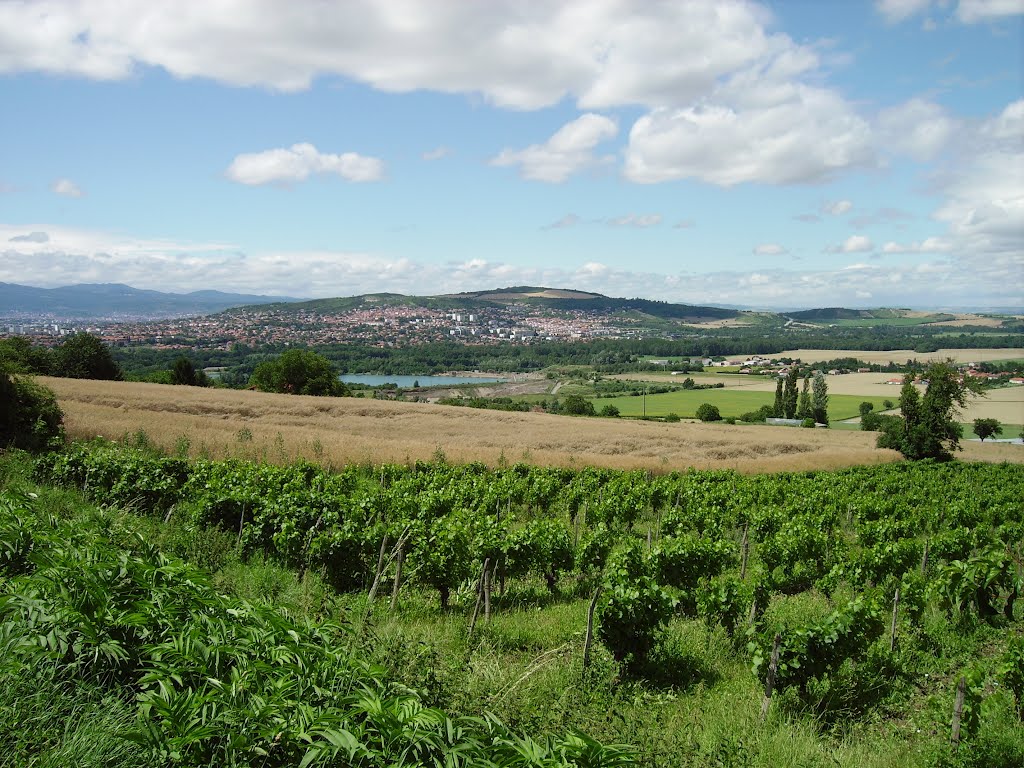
[
  {"xmin": 37, "ymin": 377, "xmax": 906, "ymax": 473},
  {"xmin": 589, "ymin": 388, "xmax": 893, "ymax": 421},
  {"xmin": 610, "ymin": 373, "xmax": 1024, "ymax": 425},
  {"xmin": 767, "ymin": 347, "xmax": 1024, "ymax": 365},
  {"xmin": 4, "ymin": 445, "xmax": 1022, "ymax": 768}
]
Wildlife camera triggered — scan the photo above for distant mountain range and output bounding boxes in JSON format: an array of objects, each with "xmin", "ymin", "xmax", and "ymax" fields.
[{"xmin": 0, "ymin": 282, "xmax": 299, "ymax": 320}]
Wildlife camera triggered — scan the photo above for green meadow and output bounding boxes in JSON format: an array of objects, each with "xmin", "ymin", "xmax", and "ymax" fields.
[{"xmin": 589, "ymin": 389, "xmax": 893, "ymax": 420}]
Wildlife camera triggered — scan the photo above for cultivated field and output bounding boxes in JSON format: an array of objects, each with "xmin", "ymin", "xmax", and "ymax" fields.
[
  {"xmin": 610, "ymin": 372, "xmax": 1024, "ymax": 424},
  {"xmin": 769, "ymin": 347, "xmax": 1024, "ymax": 364},
  {"xmin": 590, "ymin": 388, "xmax": 894, "ymax": 421},
  {"xmin": 38, "ymin": 377, "xmax": 927, "ymax": 474}
]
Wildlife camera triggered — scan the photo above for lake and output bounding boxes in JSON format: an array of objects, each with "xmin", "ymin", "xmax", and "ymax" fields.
[{"xmin": 339, "ymin": 374, "xmax": 506, "ymax": 387}]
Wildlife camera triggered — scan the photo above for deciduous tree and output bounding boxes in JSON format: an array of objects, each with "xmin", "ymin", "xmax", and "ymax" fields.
[
  {"xmin": 972, "ymin": 418, "xmax": 1002, "ymax": 442},
  {"xmin": 54, "ymin": 333, "xmax": 122, "ymax": 380},
  {"xmin": 249, "ymin": 349, "xmax": 347, "ymax": 396},
  {"xmin": 878, "ymin": 363, "xmax": 980, "ymax": 460}
]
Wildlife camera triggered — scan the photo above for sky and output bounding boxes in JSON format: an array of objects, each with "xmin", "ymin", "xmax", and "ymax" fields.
[{"xmin": 0, "ymin": 0, "xmax": 1022, "ymax": 310}]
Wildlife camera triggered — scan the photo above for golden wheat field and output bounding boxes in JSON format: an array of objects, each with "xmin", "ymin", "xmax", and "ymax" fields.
[
  {"xmin": 38, "ymin": 377, "xmax": 1022, "ymax": 473},
  {"xmin": 770, "ymin": 347, "xmax": 1024, "ymax": 365}
]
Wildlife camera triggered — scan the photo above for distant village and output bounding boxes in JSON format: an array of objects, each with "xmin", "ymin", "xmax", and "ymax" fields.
[{"xmin": 4, "ymin": 305, "xmax": 1023, "ymax": 388}]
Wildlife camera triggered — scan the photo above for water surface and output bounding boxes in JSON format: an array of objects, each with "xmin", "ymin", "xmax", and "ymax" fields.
[{"xmin": 339, "ymin": 374, "xmax": 506, "ymax": 387}]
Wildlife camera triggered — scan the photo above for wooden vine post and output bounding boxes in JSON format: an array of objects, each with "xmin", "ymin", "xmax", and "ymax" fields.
[
  {"xmin": 484, "ymin": 563, "xmax": 493, "ymax": 622},
  {"xmin": 389, "ymin": 544, "xmax": 403, "ymax": 611},
  {"xmin": 889, "ymin": 589, "xmax": 901, "ymax": 653},
  {"xmin": 740, "ymin": 525, "xmax": 750, "ymax": 581},
  {"xmin": 951, "ymin": 676, "xmax": 966, "ymax": 749},
  {"xmin": 468, "ymin": 558, "xmax": 491, "ymax": 642},
  {"xmin": 760, "ymin": 633, "xmax": 782, "ymax": 720},
  {"xmin": 582, "ymin": 586, "xmax": 602, "ymax": 673}
]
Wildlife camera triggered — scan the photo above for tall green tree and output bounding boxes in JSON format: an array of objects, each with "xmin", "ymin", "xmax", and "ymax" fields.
[
  {"xmin": 796, "ymin": 376, "xmax": 811, "ymax": 420},
  {"xmin": 773, "ymin": 378, "xmax": 784, "ymax": 418},
  {"xmin": 783, "ymin": 367, "xmax": 799, "ymax": 419},
  {"xmin": 811, "ymin": 372, "xmax": 829, "ymax": 425},
  {"xmin": 249, "ymin": 349, "xmax": 347, "ymax": 396},
  {"xmin": 170, "ymin": 356, "xmax": 209, "ymax": 387},
  {"xmin": 878, "ymin": 363, "xmax": 979, "ymax": 460},
  {"xmin": 53, "ymin": 333, "xmax": 122, "ymax": 380}
]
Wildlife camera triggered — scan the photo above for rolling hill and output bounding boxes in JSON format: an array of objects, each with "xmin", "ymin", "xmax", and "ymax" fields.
[
  {"xmin": 0, "ymin": 282, "xmax": 300, "ymax": 320},
  {"xmin": 242, "ymin": 286, "xmax": 741, "ymax": 322}
]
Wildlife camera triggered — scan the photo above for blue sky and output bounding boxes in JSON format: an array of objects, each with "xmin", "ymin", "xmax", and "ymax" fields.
[{"xmin": 1, "ymin": 0, "xmax": 1021, "ymax": 309}]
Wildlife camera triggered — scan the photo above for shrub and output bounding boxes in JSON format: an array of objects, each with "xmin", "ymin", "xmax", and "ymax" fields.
[
  {"xmin": 664, "ymin": 412, "xmax": 681, "ymax": 423},
  {"xmin": 599, "ymin": 404, "xmax": 620, "ymax": 418},
  {"xmin": 740, "ymin": 405, "xmax": 775, "ymax": 423},
  {"xmin": 598, "ymin": 541, "xmax": 675, "ymax": 666},
  {"xmin": 862, "ymin": 412, "xmax": 902, "ymax": 433},
  {"xmin": 0, "ymin": 373, "xmax": 64, "ymax": 452},
  {"xmin": 695, "ymin": 403, "xmax": 722, "ymax": 422},
  {"xmin": 802, "ymin": 418, "xmax": 816, "ymax": 429},
  {"xmin": 561, "ymin": 394, "xmax": 596, "ymax": 416}
]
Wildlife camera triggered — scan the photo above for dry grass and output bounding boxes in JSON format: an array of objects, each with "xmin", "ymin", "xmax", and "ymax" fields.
[
  {"xmin": 959, "ymin": 440, "xmax": 1024, "ymax": 463},
  {"xmin": 927, "ymin": 316, "xmax": 1008, "ymax": 328},
  {"xmin": 39, "ymin": 377, "xmax": 916, "ymax": 474},
  {"xmin": 771, "ymin": 347, "xmax": 1024, "ymax": 365},
  {"xmin": 960, "ymin": 386, "xmax": 1024, "ymax": 423}
]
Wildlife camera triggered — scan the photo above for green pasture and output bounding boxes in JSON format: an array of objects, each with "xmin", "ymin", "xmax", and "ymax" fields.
[
  {"xmin": 589, "ymin": 389, "xmax": 892, "ymax": 420},
  {"xmin": 816, "ymin": 316, "xmax": 950, "ymax": 328}
]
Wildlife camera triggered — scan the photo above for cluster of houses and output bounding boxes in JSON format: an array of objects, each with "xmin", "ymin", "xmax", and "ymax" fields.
[{"xmin": 659, "ymin": 355, "xmax": 867, "ymax": 377}]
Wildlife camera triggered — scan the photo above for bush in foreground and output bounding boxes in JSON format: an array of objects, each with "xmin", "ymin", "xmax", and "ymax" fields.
[{"xmin": 0, "ymin": 372, "xmax": 63, "ymax": 451}]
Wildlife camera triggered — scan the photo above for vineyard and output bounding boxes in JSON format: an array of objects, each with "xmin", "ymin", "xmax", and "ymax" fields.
[{"xmin": 2, "ymin": 442, "xmax": 1023, "ymax": 766}]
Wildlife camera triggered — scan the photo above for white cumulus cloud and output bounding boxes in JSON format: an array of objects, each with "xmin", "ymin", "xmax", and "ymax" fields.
[
  {"xmin": 543, "ymin": 214, "xmax": 581, "ymax": 230},
  {"xmin": 2, "ymin": 222, "xmax": 1019, "ymax": 308},
  {"xmin": 225, "ymin": 143, "xmax": 384, "ymax": 186},
  {"xmin": 422, "ymin": 146, "xmax": 451, "ymax": 161},
  {"xmin": 827, "ymin": 235, "xmax": 875, "ymax": 253},
  {"xmin": 0, "ymin": 1, "xmax": 805, "ymax": 110},
  {"xmin": 624, "ymin": 85, "xmax": 875, "ymax": 185},
  {"xmin": 878, "ymin": 99, "xmax": 958, "ymax": 161},
  {"xmin": 957, "ymin": 0, "xmax": 1024, "ymax": 23},
  {"xmin": 491, "ymin": 113, "xmax": 618, "ymax": 182},
  {"xmin": 607, "ymin": 214, "xmax": 662, "ymax": 228},
  {"xmin": 932, "ymin": 100, "xmax": 1024, "ymax": 265},
  {"xmin": 823, "ymin": 200, "xmax": 853, "ymax": 215},
  {"xmin": 51, "ymin": 178, "xmax": 83, "ymax": 198},
  {"xmin": 876, "ymin": 0, "xmax": 1023, "ymax": 24},
  {"xmin": 875, "ymin": 0, "xmax": 934, "ymax": 23},
  {"xmin": 754, "ymin": 243, "xmax": 788, "ymax": 255},
  {"xmin": 882, "ymin": 238, "xmax": 953, "ymax": 253},
  {"xmin": 0, "ymin": 1, "xmax": 884, "ymax": 189}
]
